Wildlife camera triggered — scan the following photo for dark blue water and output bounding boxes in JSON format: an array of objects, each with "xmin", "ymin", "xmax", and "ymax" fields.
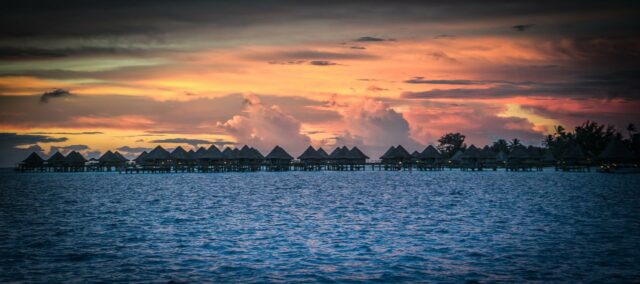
[{"xmin": 1, "ymin": 170, "xmax": 639, "ymax": 283}]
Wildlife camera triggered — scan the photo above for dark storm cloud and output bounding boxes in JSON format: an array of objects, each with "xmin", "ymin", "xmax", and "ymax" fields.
[
  {"xmin": 512, "ymin": 24, "xmax": 534, "ymax": 32},
  {"xmin": 3, "ymin": 1, "xmax": 632, "ymax": 42},
  {"xmin": 268, "ymin": 60, "xmax": 306, "ymax": 65},
  {"xmin": 27, "ymin": 131, "xmax": 103, "ymax": 135},
  {"xmin": 0, "ymin": 133, "xmax": 68, "ymax": 145},
  {"xmin": 149, "ymin": 138, "xmax": 214, "ymax": 146},
  {"xmin": 0, "ymin": 46, "xmax": 167, "ymax": 60},
  {"xmin": 0, "ymin": 133, "xmax": 67, "ymax": 167},
  {"xmin": 434, "ymin": 34, "xmax": 456, "ymax": 39},
  {"xmin": 116, "ymin": 146, "xmax": 152, "ymax": 153},
  {"xmin": 428, "ymin": 51, "xmax": 457, "ymax": 63},
  {"xmin": 354, "ymin": 36, "xmax": 386, "ymax": 42},
  {"xmin": 50, "ymin": 144, "xmax": 90, "ymax": 152},
  {"xmin": 404, "ymin": 77, "xmax": 525, "ymax": 85},
  {"xmin": 541, "ymin": 37, "xmax": 640, "ymax": 68},
  {"xmin": 309, "ymin": 60, "xmax": 337, "ymax": 66},
  {"xmin": 252, "ymin": 50, "xmax": 377, "ymax": 62},
  {"xmin": 403, "ymin": 70, "xmax": 640, "ymax": 100},
  {"xmin": 40, "ymin": 89, "xmax": 73, "ymax": 103}
]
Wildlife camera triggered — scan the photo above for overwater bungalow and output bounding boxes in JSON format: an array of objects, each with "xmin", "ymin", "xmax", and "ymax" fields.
[
  {"xmin": 316, "ymin": 147, "xmax": 330, "ymax": 159},
  {"xmin": 236, "ymin": 145, "xmax": 262, "ymax": 171},
  {"xmin": 65, "ymin": 151, "xmax": 88, "ymax": 171},
  {"xmin": 527, "ymin": 146, "xmax": 543, "ymax": 166},
  {"xmin": 187, "ymin": 149, "xmax": 196, "ymax": 161},
  {"xmin": 506, "ymin": 145, "xmax": 534, "ymax": 171},
  {"xmin": 133, "ymin": 151, "xmax": 148, "ymax": 165},
  {"xmin": 46, "ymin": 151, "xmax": 67, "ymax": 170},
  {"xmin": 114, "ymin": 151, "xmax": 129, "ymax": 163},
  {"xmin": 265, "ymin": 145, "xmax": 293, "ymax": 171},
  {"xmin": 206, "ymin": 145, "xmax": 224, "ymax": 165},
  {"xmin": 297, "ymin": 146, "xmax": 325, "ymax": 170},
  {"xmin": 326, "ymin": 146, "xmax": 350, "ymax": 170},
  {"xmin": 559, "ymin": 144, "xmax": 590, "ymax": 172},
  {"xmin": 98, "ymin": 150, "xmax": 126, "ymax": 171},
  {"xmin": 460, "ymin": 145, "xmax": 482, "ymax": 170},
  {"xmin": 597, "ymin": 139, "xmax": 638, "ymax": 173},
  {"xmin": 380, "ymin": 145, "xmax": 413, "ymax": 170},
  {"xmin": 190, "ymin": 146, "xmax": 221, "ymax": 171},
  {"xmin": 251, "ymin": 147, "xmax": 264, "ymax": 159},
  {"xmin": 17, "ymin": 152, "xmax": 45, "ymax": 172},
  {"xmin": 448, "ymin": 150, "xmax": 464, "ymax": 167},
  {"xmin": 480, "ymin": 146, "xmax": 498, "ymax": 170},
  {"xmin": 417, "ymin": 145, "xmax": 443, "ymax": 170},
  {"xmin": 219, "ymin": 147, "xmax": 237, "ymax": 170},
  {"xmin": 349, "ymin": 147, "xmax": 369, "ymax": 163},
  {"xmin": 170, "ymin": 146, "xmax": 190, "ymax": 169},
  {"xmin": 144, "ymin": 146, "xmax": 173, "ymax": 167},
  {"xmin": 411, "ymin": 151, "xmax": 420, "ymax": 159},
  {"xmin": 347, "ymin": 146, "xmax": 369, "ymax": 170},
  {"xmin": 298, "ymin": 145, "xmax": 322, "ymax": 162},
  {"xmin": 496, "ymin": 150, "xmax": 508, "ymax": 165},
  {"xmin": 542, "ymin": 150, "xmax": 557, "ymax": 167}
]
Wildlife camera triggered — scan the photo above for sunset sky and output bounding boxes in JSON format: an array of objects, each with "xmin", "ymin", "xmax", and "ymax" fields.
[{"xmin": 1, "ymin": 1, "xmax": 639, "ymax": 166}]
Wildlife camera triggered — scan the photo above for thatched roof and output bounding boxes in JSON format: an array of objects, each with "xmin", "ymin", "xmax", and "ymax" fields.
[
  {"xmin": 450, "ymin": 150, "xmax": 464, "ymax": 162},
  {"xmin": 349, "ymin": 146, "xmax": 369, "ymax": 160},
  {"xmin": 23, "ymin": 152, "xmax": 44, "ymax": 164},
  {"xmin": 386, "ymin": 145, "xmax": 412, "ymax": 159},
  {"xmin": 316, "ymin": 147, "xmax": 329, "ymax": 158},
  {"xmin": 380, "ymin": 146, "xmax": 396, "ymax": 159},
  {"xmin": 65, "ymin": 151, "xmax": 87, "ymax": 163},
  {"xmin": 598, "ymin": 139, "xmax": 633, "ymax": 161},
  {"xmin": 411, "ymin": 151, "xmax": 420, "ymax": 158},
  {"xmin": 481, "ymin": 146, "xmax": 496, "ymax": 159},
  {"xmin": 47, "ymin": 151, "xmax": 66, "ymax": 163},
  {"xmin": 221, "ymin": 147, "xmax": 236, "ymax": 159},
  {"xmin": 134, "ymin": 151, "xmax": 148, "ymax": 162},
  {"xmin": 200, "ymin": 145, "xmax": 222, "ymax": 159},
  {"xmin": 420, "ymin": 145, "xmax": 441, "ymax": 159},
  {"xmin": 193, "ymin": 147, "xmax": 207, "ymax": 159},
  {"xmin": 265, "ymin": 145, "xmax": 293, "ymax": 160},
  {"xmin": 146, "ymin": 146, "xmax": 172, "ymax": 160},
  {"xmin": 461, "ymin": 145, "xmax": 481, "ymax": 159},
  {"xmin": 329, "ymin": 146, "xmax": 350, "ymax": 159},
  {"xmin": 170, "ymin": 146, "xmax": 190, "ymax": 160},
  {"xmin": 187, "ymin": 149, "xmax": 196, "ymax": 159},
  {"xmin": 114, "ymin": 151, "xmax": 129, "ymax": 162},
  {"xmin": 508, "ymin": 145, "xmax": 529, "ymax": 159},
  {"xmin": 298, "ymin": 146, "xmax": 323, "ymax": 160},
  {"xmin": 527, "ymin": 146, "xmax": 541, "ymax": 159},
  {"xmin": 237, "ymin": 145, "xmax": 256, "ymax": 159},
  {"xmin": 562, "ymin": 144, "xmax": 587, "ymax": 160},
  {"xmin": 99, "ymin": 150, "xmax": 121, "ymax": 163},
  {"xmin": 251, "ymin": 147, "xmax": 264, "ymax": 159}
]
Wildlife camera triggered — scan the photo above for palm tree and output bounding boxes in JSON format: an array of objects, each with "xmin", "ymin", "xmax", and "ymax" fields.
[
  {"xmin": 627, "ymin": 123, "xmax": 636, "ymax": 139},
  {"xmin": 508, "ymin": 138, "xmax": 521, "ymax": 151}
]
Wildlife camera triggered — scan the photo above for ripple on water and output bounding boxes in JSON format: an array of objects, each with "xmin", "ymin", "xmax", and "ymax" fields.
[{"xmin": 1, "ymin": 170, "xmax": 639, "ymax": 282}]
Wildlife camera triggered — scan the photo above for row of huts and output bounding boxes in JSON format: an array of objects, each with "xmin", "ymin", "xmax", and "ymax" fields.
[{"xmin": 16, "ymin": 139, "xmax": 638, "ymax": 173}]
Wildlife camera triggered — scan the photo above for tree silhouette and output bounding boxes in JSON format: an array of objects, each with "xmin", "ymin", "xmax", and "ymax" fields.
[{"xmin": 437, "ymin": 132, "xmax": 466, "ymax": 157}]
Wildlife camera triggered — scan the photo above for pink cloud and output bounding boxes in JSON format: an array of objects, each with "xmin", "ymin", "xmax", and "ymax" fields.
[{"xmin": 217, "ymin": 94, "xmax": 311, "ymax": 154}]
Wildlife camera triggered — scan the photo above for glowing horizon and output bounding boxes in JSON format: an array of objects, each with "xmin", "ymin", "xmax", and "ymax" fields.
[{"xmin": 1, "ymin": 1, "xmax": 638, "ymax": 165}]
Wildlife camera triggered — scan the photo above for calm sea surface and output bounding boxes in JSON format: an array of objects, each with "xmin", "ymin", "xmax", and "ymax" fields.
[{"xmin": 1, "ymin": 170, "xmax": 639, "ymax": 283}]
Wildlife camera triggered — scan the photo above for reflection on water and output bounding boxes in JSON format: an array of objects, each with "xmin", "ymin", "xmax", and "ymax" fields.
[{"xmin": 1, "ymin": 170, "xmax": 639, "ymax": 282}]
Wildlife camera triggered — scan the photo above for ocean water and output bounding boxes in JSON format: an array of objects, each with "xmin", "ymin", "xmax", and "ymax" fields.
[{"xmin": 1, "ymin": 170, "xmax": 639, "ymax": 283}]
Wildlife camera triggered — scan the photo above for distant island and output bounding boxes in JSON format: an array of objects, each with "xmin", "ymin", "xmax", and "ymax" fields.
[{"xmin": 16, "ymin": 121, "xmax": 640, "ymax": 174}]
